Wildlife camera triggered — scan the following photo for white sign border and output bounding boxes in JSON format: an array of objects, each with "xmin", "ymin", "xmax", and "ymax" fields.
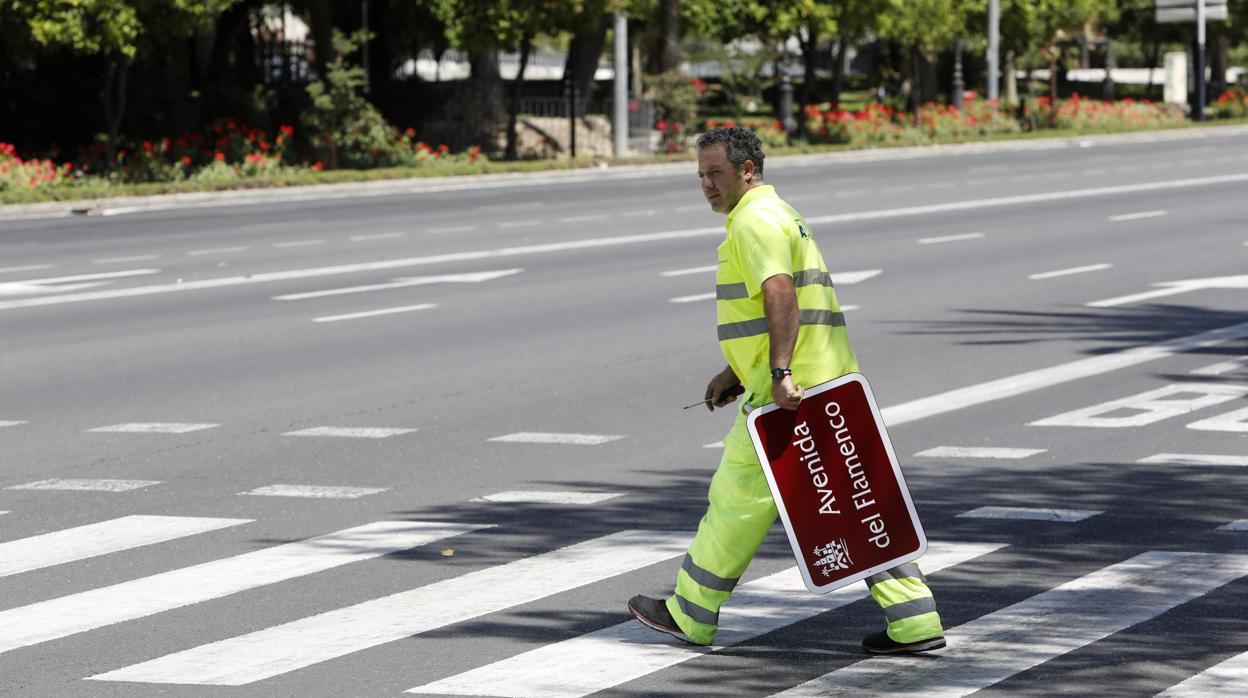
[{"xmin": 746, "ymin": 372, "xmax": 928, "ymax": 595}]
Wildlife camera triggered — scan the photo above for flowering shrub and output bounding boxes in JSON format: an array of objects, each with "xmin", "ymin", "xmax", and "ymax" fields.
[
  {"xmin": 650, "ymin": 72, "xmax": 704, "ymax": 152},
  {"xmin": 0, "ymin": 142, "xmax": 70, "ymax": 191},
  {"xmin": 705, "ymin": 118, "xmax": 789, "ymax": 148},
  {"xmin": 1212, "ymin": 90, "xmax": 1248, "ymax": 119},
  {"xmin": 1030, "ymin": 94, "xmax": 1183, "ymax": 131}
]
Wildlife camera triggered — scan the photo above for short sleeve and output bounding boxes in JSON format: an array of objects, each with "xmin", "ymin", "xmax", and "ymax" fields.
[{"xmin": 731, "ymin": 213, "xmax": 793, "ymax": 298}]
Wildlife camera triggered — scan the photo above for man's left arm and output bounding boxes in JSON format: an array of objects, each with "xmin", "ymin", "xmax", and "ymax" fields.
[{"xmin": 763, "ymin": 273, "xmax": 803, "ymax": 410}]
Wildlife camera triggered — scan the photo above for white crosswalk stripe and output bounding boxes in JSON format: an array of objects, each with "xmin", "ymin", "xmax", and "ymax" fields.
[
  {"xmin": 89, "ymin": 530, "xmax": 691, "ymax": 686},
  {"xmin": 0, "ymin": 515, "xmax": 249, "ymax": 578},
  {"xmin": 406, "ymin": 541, "xmax": 1003, "ymax": 698},
  {"xmin": 769, "ymin": 551, "xmax": 1248, "ymax": 698},
  {"xmin": 1156, "ymin": 650, "xmax": 1248, "ymax": 696},
  {"xmin": 0, "ymin": 521, "xmax": 486, "ymax": 655}
]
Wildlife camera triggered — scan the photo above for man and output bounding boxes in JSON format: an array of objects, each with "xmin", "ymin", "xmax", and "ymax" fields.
[{"xmin": 627, "ymin": 126, "xmax": 945, "ymax": 654}]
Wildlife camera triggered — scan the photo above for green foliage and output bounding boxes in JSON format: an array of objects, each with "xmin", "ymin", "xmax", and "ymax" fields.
[
  {"xmin": 876, "ymin": 0, "xmax": 967, "ymax": 56},
  {"xmin": 5, "ymin": 0, "xmax": 235, "ymax": 58},
  {"xmin": 649, "ymin": 71, "xmax": 705, "ymax": 151},
  {"xmin": 301, "ymin": 31, "xmax": 402, "ymax": 169}
]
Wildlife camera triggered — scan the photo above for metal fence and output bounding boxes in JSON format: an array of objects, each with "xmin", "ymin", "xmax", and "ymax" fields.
[{"xmin": 256, "ymin": 38, "xmax": 316, "ymax": 84}]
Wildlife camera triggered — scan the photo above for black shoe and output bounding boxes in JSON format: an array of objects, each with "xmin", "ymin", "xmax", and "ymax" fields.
[
  {"xmin": 862, "ymin": 630, "xmax": 946, "ymax": 654},
  {"xmin": 627, "ymin": 595, "xmax": 696, "ymax": 645}
]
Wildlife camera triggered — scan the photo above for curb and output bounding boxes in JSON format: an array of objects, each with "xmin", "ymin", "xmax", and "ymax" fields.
[{"xmin": 3, "ymin": 123, "xmax": 1246, "ymax": 222}]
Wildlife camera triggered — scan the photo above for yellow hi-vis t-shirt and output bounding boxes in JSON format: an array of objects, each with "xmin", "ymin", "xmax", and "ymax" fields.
[{"xmin": 715, "ymin": 185, "xmax": 859, "ymax": 405}]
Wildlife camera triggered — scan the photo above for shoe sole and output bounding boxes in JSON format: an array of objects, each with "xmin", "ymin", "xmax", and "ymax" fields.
[
  {"xmin": 626, "ymin": 600, "xmax": 700, "ymax": 646},
  {"xmin": 863, "ymin": 636, "xmax": 947, "ymax": 655}
]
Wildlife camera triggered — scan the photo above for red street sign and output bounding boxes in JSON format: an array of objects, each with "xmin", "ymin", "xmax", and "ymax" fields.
[{"xmin": 746, "ymin": 373, "xmax": 927, "ymax": 594}]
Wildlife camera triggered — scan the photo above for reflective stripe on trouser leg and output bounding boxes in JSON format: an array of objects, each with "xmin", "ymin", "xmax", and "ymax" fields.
[
  {"xmin": 866, "ymin": 564, "xmax": 944, "ymax": 643},
  {"xmin": 668, "ymin": 410, "xmax": 777, "ymax": 645}
]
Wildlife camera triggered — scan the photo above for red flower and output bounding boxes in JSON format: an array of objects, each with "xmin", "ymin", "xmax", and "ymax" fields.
[
  {"xmin": 181, "ymin": 156, "xmax": 191, "ymax": 166},
  {"xmin": 312, "ymin": 162, "xmax": 324, "ymax": 171},
  {"xmin": 405, "ymin": 127, "xmax": 416, "ymax": 138},
  {"xmin": 438, "ymin": 144, "xmax": 449, "ymax": 152},
  {"xmin": 214, "ymin": 151, "xmax": 225, "ymax": 162}
]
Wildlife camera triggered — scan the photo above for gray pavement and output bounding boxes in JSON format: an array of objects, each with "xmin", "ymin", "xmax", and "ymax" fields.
[{"xmin": 0, "ymin": 126, "xmax": 1246, "ymax": 696}]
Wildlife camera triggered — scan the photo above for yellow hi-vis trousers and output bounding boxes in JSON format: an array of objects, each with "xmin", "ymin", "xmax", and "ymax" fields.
[{"xmin": 666, "ymin": 408, "xmax": 943, "ymax": 646}]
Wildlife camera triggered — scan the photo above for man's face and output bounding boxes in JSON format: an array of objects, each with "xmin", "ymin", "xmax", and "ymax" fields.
[{"xmin": 697, "ymin": 145, "xmax": 754, "ymax": 214}]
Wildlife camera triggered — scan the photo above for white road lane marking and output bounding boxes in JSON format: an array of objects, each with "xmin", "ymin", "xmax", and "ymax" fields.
[
  {"xmin": 828, "ymin": 269, "xmax": 882, "ymax": 284},
  {"xmin": 1137, "ymin": 453, "xmax": 1248, "ymax": 467},
  {"xmin": 405, "ymin": 542, "xmax": 1002, "ymax": 698},
  {"xmin": 427, "ymin": 225, "xmax": 477, "ymax": 234},
  {"xmin": 187, "ymin": 246, "xmax": 250, "ymax": 256},
  {"xmin": 623, "ymin": 209, "xmax": 657, "ymax": 217},
  {"xmin": 880, "ymin": 320, "xmax": 1248, "ymax": 427},
  {"xmin": 918, "ymin": 232, "xmax": 984, "ymax": 245},
  {"xmin": 283, "ymin": 427, "xmax": 417, "ymax": 438},
  {"xmin": 771, "ymin": 551, "xmax": 1248, "ymax": 698},
  {"xmin": 471, "ymin": 491, "xmax": 625, "ymax": 505},
  {"xmin": 0, "ymin": 521, "xmax": 486, "ymax": 656},
  {"xmin": 239, "ymin": 485, "xmax": 389, "ymax": 499},
  {"xmin": 93, "ymin": 255, "xmax": 158, "ymax": 264},
  {"xmin": 488, "ymin": 432, "xmax": 624, "ymax": 445},
  {"xmin": 312, "ymin": 303, "xmax": 437, "ymax": 323},
  {"xmin": 12, "ymin": 269, "xmax": 159, "ymax": 285},
  {"xmin": 703, "ymin": 440, "xmax": 724, "ymax": 448},
  {"xmin": 0, "ymin": 264, "xmax": 54, "ymax": 274},
  {"xmin": 956, "ymin": 506, "xmax": 1102, "ymax": 522},
  {"xmin": 1158, "ymin": 651, "xmax": 1248, "ymax": 696},
  {"xmin": 10, "ymin": 172, "xmax": 1248, "ymax": 314},
  {"xmin": 0, "ymin": 515, "xmax": 249, "ymax": 578},
  {"xmin": 559, "ymin": 214, "xmax": 608, "ymax": 223},
  {"xmin": 499, "ymin": 219, "xmax": 542, "ymax": 228},
  {"xmin": 1218, "ymin": 520, "xmax": 1248, "ymax": 531},
  {"xmin": 90, "ymin": 530, "xmax": 693, "ymax": 686},
  {"xmin": 274, "ymin": 269, "xmax": 521, "ymax": 300},
  {"xmin": 272, "ymin": 240, "xmax": 327, "ymax": 248},
  {"xmin": 841, "ymin": 305, "xmax": 860, "ymax": 311},
  {"xmin": 349, "ymin": 233, "xmax": 404, "ymax": 241},
  {"xmin": 1029, "ymin": 263, "xmax": 1112, "ymax": 280},
  {"xmin": 669, "ymin": 292, "xmax": 716, "ymax": 303},
  {"xmin": 1088, "ymin": 273, "xmax": 1248, "ymax": 308},
  {"xmin": 915, "ymin": 446, "xmax": 1046, "ymax": 459},
  {"xmin": 661, "ymin": 264, "xmax": 717, "ymax": 277},
  {"xmin": 1187, "ymin": 405, "xmax": 1248, "ymax": 432},
  {"xmin": 674, "ymin": 204, "xmax": 708, "ymax": 212},
  {"xmin": 6, "ymin": 479, "xmax": 160, "ymax": 492},
  {"xmin": 1030, "ymin": 383, "xmax": 1248, "ymax": 428},
  {"xmin": 0, "ymin": 421, "xmax": 27, "ymax": 428},
  {"xmin": 1191, "ymin": 355, "xmax": 1248, "ymax": 376},
  {"xmin": 88, "ymin": 422, "xmax": 219, "ymax": 434}
]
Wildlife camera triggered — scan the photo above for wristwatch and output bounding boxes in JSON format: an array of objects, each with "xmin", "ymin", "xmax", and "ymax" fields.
[{"xmin": 770, "ymin": 367, "xmax": 792, "ymax": 381}]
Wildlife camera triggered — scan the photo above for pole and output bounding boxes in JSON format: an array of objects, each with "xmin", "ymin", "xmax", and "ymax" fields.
[
  {"xmin": 361, "ymin": 0, "xmax": 370, "ymax": 93},
  {"xmin": 987, "ymin": 0, "xmax": 1000, "ymax": 102},
  {"xmin": 613, "ymin": 13, "xmax": 628, "ymax": 158},
  {"xmin": 1195, "ymin": 0, "xmax": 1207, "ymax": 120},
  {"xmin": 953, "ymin": 39, "xmax": 965, "ymax": 110},
  {"xmin": 568, "ymin": 40, "xmax": 577, "ymax": 158}
]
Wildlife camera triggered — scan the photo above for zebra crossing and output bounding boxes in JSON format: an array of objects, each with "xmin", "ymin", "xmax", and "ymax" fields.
[{"xmin": 0, "ymin": 509, "xmax": 1244, "ymax": 695}]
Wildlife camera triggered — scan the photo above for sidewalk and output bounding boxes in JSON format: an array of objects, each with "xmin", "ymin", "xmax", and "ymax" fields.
[{"xmin": 3, "ymin": 123, "xmax": 1247, "ymax": 222}]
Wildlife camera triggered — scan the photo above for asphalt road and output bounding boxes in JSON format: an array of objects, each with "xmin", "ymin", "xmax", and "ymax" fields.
[{"xmin": 1, "ymin": 129, "xmax": 1246, "ymax": 697}]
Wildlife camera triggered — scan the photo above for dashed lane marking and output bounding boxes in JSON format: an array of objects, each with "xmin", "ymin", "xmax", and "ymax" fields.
[
  {"xmin": 703, "ymin": 440, "xmax": 724, "ymax": 448},
  {"xmin": 498, "ymin": 219, "xmax": 542, "ymax": 228},
  {"xmin": 93, "ymin": 255, "xmax": 158, "ymax": 264},
  {"xmin": 661, "ymin": 264, "xmax": 717, "ymax": 277},
  {"xmin": 956, "ymin": 506, "xmax": 1102, "ymax": 522},
  {"xmin": 312, "ymin": 303, "xmax": 437, "ymax": 323},
  {"xmin": 186, "ymin": 246, "xmax": 250, "ymax": 256},
  {"xmin": 0, "ymin": 264, "xmax": 54, "ymax": 274},
  {"xmin": 559, "ymin": 214, "xmax": 608, "ymax": 223},
  {"xmin": 272, "ymin": 240, "xmax": 327, "ymax": 248},
  {"xmin": 349, "ymin": 233, "xmax": 404, "ymax": 242},
  {"xmin": 0, "ymin": 421, "xmax": 26, "ymax": 428},
  {"xmin": 669, "ymin": 292, "xmax": 715, "ymax": 303},
  {"xmin": 283, "ymin": 427, "xmax": 417, "ymax": 438},
  {"xmin": 915, "ymin": 446, "xmax": 1046, "ymax": 459},
  {"xmin": 0, "ymin": 521, "xmax": 486, "ymax": 656},
  {"xmin": 471, "ymin": 491, "xmax": 625, "ymax": 505},
  {"xmin": 426, "ymin": 225, "xmax": 477, "ymax": 234},
  {"xmin": 487, "ymin": 432, "xmax": 624, "ymax": 445},
  {"xmin": 6, "ymin": 479, "xmax": 161, "ymax": 492},
  {"xmin": 239, "ymin": 485, "xmax": 390, "ymax": 499},
  {"xmin": 88, "ymin": 422, "xmax": 219, "ymax": 434},
  {"xmin": 1029, "ymin": 263, "xmax": 1112, "ymax": 280},
  {"xmin": 0, "ymin": 515, "xmax": 249, "ymax": 578},
  {"xmin": 1136, "ymin": 453, "xmax": 1248, "ymax": 467},
  {"xmin": 1109, "ymin": 209, "xmax": 1167, "ymax": 222},
  {"xmin": 274, "ymin": 269, "xmax": 520, "ymax": 301},
  {"xmin": 917, "ymin": 232, "xmax": 984, "ymax": 245}
]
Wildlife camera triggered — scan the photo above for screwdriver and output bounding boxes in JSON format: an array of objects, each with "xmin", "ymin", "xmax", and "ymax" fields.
[{"xmin": 683, "ymin": 384, "xmax": 745, "ymax": 409}]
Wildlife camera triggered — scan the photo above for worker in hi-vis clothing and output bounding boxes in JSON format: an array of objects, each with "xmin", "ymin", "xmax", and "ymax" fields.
[{"xmin": 627, "ymin": 126, "xmax": 945, "ymax": 654}]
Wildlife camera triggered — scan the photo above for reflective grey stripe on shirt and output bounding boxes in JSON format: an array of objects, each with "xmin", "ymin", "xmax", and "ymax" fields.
[
  {"xmin": 883, "ymin": 596, "xmax": 939, "ymax": 623},
  {"xmin": 866, "ymin": 562, "xmax": 927, "ymax": 588},
  {"xmin": 681, "ymin": 554, "xmax": 739, "ymax": 592},
  {"xmin": 715, "ymin": 269, "xmax": 830, "ymax": 302},
  {"xmin": 717, "ymin": 310, "xmax": 845, "ymax": 341},
  {"xmin": 675, "ymin": 594, "xmax": 719, "ymax": 626}
]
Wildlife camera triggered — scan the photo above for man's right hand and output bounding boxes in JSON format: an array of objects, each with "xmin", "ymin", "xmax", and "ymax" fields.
[{"xmin": 704, "ymin": 368, "xmax": 742, "ymax": 412}]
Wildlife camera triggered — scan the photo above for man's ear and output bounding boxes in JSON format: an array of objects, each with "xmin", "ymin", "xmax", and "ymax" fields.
[{"xmin": 741, "ymin": 159, "xmax": 756, "ymax": 183}]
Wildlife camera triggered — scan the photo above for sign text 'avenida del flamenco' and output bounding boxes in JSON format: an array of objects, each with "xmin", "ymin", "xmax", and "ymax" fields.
[{"xmin": 746, "ymin": 373, "xmax": 927, "ymax": 594}]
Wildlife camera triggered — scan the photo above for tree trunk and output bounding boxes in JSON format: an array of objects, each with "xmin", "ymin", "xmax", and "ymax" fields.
[
  {"xmin": 797, "ymin": 22, "xmax": 817, "ymax": 136},
  {"xmin": 831, "ymin": 36, "xmax": 848, "ymax": 108},
  {"xmin": 563, "ymin": 16, "xmax": 609, "ymax": 111},
  {"xmin": 1210, "ymin": 34, "xmax": 1229, "ymax": 99},
  {"xmin": 99, "ymin": 53, "xmax": 131, "ymax": 171},
  {"xmin": 368, "ymin": 0, "xmax": 393, "ymax": 101},
  {"xmin": 506, "ymin": 36, "xmax": 533, "ymax": 160},
  {"xmin": 307, "ymin": 0, "xmax": 335, "ymax": 79},
  {"xmin": 658, "ymin": 0, "xmax": 681, "ymax": 73},
  {"xmin": 908, "ymin": 47, "xmax": 921, "ymax": 113},
  {"xmin": 1147, "ymin": 40, "xmax": 1161, "ymax": 101},
  {"xmin": 1048, "ymin": 47, "xmax": 1059, "ymax": 126}
]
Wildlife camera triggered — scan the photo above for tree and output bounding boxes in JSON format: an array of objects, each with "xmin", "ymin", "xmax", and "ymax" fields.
[
  {"xmin": 3, "ymin": 0, "xmax": 237, "ymax": 167},
  {"xmin": 876, "ymin": 0, "xmax": 967, "ymax": 111}
]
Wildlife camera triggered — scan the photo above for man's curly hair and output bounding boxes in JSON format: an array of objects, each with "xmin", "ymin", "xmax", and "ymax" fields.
[{"xmin": 695, "ymin": 126, "xmax": 765, "ymax": 180}]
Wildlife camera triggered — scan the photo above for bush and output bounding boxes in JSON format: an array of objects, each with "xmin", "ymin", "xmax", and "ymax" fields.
[
  {"xmin": 649, "ymin": 72, "xmax": 706, "ymax": 152},
  {"xmin": 1211, "ymin": 89, "xmax": 1248, "ymax": 119}
]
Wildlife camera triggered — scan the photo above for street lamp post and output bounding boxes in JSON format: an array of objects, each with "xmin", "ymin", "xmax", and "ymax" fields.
[
  {"xmin": 987, "ymin": 0, "xmax": 1000, "ymax": 102},
  {"xmin": 953, "ymin": 39, "xmax": 965, "ymax": 110}
]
